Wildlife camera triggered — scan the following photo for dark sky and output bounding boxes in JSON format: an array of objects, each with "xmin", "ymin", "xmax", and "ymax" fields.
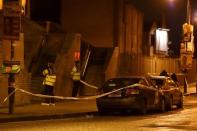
[
  {"xmin": 30, "ymin": 0, "xmax": 61, "ymax": 23},
  {"xmin": 131, "ymin": 0, "xmax": 197, "ymax": 56}
]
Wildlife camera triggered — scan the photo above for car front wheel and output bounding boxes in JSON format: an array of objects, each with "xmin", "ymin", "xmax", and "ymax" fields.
[{"xmin": 177, "ymin": 94, "xmax": 183, "ymax": 109}]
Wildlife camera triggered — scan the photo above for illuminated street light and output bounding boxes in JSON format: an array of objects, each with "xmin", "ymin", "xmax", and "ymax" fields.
[
  {"xmin": 21, "ymin": 0, "xmax": 26, "ymax": 7},
  {"xmin": 0, "ymin": 0, "xmax": 2, "ymax": 10},
  {"xmin": 21, "ymin": 0, "xmax": 26, "ymax": 15}
]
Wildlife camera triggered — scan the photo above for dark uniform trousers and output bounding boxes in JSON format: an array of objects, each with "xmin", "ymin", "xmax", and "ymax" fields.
[
  {"xmin": 72, "ymin": 81, "xmax": 80, "ymax": 97},
  {"xmin": 44, "ymin": 85, "xmax": 55, "ymax": 103}
]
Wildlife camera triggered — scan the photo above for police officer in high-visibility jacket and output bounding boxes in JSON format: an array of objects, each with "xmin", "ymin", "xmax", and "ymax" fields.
[
  {"xmin": 70, "ymin": 62, "xmax": 80, "ymax": 97},
  {"xmin": 42, "ymin": 62, "xmax": 56, "ymax": 105}
]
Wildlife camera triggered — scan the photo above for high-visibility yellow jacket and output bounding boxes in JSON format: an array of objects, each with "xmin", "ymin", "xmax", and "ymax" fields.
[
  {"xmin": 70, "ymin": 66, "xmax": 80, "ymax": 81},
  {"xmin": 43, "ymin": 69, "xmax": 56, "ymax": 86}
]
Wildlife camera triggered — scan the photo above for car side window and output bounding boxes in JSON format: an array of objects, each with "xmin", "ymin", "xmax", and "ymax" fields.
[{"xmin": 139, "ymin": 79, "xmax": 148, "ymax": 86}]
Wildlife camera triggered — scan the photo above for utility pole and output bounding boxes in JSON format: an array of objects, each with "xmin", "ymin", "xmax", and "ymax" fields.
[
  {"xmin": 2, "ymin": 0, "xmax": 22, "ymax": 114},
  {"xmin": 187, "ymin": 0, "xmax": 191, "ymax": 24},
  {"xmin": 180, "ymin": 0, "xmax": 194, "ymax": 94}
]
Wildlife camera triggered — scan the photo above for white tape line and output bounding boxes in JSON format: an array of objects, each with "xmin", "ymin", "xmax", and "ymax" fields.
[
  {"xmin": 3, "ymin": 89, "xmax": 16, "ymax": 103},
  {"xmin": 80, "ymin": 80, "xmax": 98, "ymax": 89},
  {"xmin": 3, "ymin": 83, "xmax": 146, "ymax": 103}
]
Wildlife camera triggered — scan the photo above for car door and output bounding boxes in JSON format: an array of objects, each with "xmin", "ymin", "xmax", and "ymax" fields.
[
  {"xmin": 142, "ymin": 78, "xmax": 159, "ymax": 107},
  {"xmin": 166, "ymin": 78, "xmax": 179, "ymax": 102}
]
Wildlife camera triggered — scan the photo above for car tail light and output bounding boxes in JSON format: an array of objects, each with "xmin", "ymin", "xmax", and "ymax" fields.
[{"xmin": 125, "ymin": 88, "xmax": 139, "ymax": 96}]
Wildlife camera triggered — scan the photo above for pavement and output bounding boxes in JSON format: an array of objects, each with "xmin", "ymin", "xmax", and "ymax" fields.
[
  {"xmin": 183, "ymin": 82, "xmax": 197, "ymax": 96},
  {"xmin": 0, "ymin": 83, "xmax": 197, "ymax": 123},
  {"xmin": 0, "ymin": 99, "xmax": 98, "ymax": 123}
]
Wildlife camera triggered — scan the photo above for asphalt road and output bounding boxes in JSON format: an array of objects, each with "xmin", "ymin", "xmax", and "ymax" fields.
[{"xmin": 0, "ymin": 96, "xmax": 197, "ymax": 131}]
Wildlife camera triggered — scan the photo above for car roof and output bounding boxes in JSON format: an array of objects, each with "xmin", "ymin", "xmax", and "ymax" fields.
[
  {"xmin": 109, "ymin": 76, "xmax": 146, "ymax": 80},
  {"xmin": 148, "ymin": 75, "xmax": 170, "ymax": 80}
]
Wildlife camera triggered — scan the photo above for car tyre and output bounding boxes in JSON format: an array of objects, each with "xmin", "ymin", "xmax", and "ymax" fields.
[
  {"xmin": 159, "ymin": 98, "xmax": 165, "ymax": 113},
  {"xmin": 177, "ymin": 94, "xmax": 183, "ymax": 109},
  {"xmin": 166, "ymin": 97, "xmax": 173, "ymax": 111},
  {"xmin": 97, "ymin": 106, "xmax": 108, "ymax": 115},
  {"xmin": 140, "ymin": 98, "xmax": 147, "ymax": 115}
]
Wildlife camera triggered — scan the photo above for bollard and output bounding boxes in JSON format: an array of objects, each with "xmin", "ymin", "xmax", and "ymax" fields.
[{"xmin": 8, "ymin": 73, "xmax": 15, "ymax": 114}]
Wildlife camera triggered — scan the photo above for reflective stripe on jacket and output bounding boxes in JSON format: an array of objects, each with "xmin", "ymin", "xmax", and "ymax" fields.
[
  {"xmin": 43, "ymin": 75, "xmax": 56, "ymax": 86},
  {"xmin": 72, "ymin": 72, "xmax": 80, "ymax": 81},
  {"xmin": 70, "ymin": 66, "xmax": 80, "ymax": 81},
  {"xmin": 43, "ymin": 68, "xmax": 56, "ymax": 86}
]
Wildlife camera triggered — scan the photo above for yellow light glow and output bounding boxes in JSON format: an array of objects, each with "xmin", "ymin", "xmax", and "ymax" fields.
[
  {"xmin": 21, "ymin": 0, "xmax": 26, "ymax": 7},
  {"xmin": 0, "ymin": 0, "xmax": 2, "ymax": 10}
]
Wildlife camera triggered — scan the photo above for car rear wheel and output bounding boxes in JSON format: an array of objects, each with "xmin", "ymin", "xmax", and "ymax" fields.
[
  {"xmin": 177, "ymin": 94, "xmax": 183, "ymax": 109},
  {"xmin": 159, "ymin": 98, "xmax": 165, "ymax": 113},
  {"xmin": 140, "ymin": 98, "xmax": 147, "ymax": 115},
  {"xmin": 166, "ymin": 97, "xmax": 173, "ymax": 111},
  {"xmin": 97, "ymin": 106, "xmax": 109, "ymax": 115}
]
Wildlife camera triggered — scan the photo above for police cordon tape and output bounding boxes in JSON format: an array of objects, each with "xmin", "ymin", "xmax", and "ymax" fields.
[
  {"xmin": 3, "ymin": 80, "xmax": 145, "ymax": 103},
  {"xmin": 80, "ymin": 80, "xmax": 98, "ymax": 89}
]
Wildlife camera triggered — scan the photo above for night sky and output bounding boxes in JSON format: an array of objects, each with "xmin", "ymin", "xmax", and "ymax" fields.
[
  {"xmin": 131, "ymin": 0, "xmax": 197, "ymax": 57},
  {"xmin": 30, "ymin": 0, "xmax": 61, "ymax": 23}
]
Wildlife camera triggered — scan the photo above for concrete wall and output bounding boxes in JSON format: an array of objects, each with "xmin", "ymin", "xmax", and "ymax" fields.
[
  {"xmin": 61, "ymin": 0, "xmax": 114, "ymax": 47},
  {"xmin": 54, "ymin": 33, "xmax": 81, "ymax": 96}
]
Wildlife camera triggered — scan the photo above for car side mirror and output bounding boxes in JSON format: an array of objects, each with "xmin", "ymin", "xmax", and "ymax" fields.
[
  {"xmin": 156, "ymin": 85, "xmax": 159, "ymax": 89},
  {"xmin": 154, "ymin": 85, "xmax": 158, "ymax": 89}
]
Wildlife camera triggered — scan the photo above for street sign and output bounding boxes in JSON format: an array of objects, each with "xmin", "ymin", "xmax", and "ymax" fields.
[
  {"xmin": 3, "ymin": 3, "xmax": 21, "ymax": 40},
  {"xmin": 3, "ymin": 3, "xmax": 21, "ymax": 17},
  {"xmin": 1, "ymin": 61, "xmax": 21, "ymax": 74},
  {"xmin": 3, "ymin": 16, "xmax": 20, "ymax": 40},
  {"xmin": 180, "ymin": 53, "xmax": 193, "ymax": 69},
  {"xmin": 183, "ymin": 23, "xmax": 193, "ymax": 42}
]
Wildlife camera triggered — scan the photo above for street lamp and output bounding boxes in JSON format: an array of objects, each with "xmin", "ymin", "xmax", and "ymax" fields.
[
  {"xmin": 21, "ymin": 0, "xmax": 26, "ymax": 15},
  {"xmin": 21, "ymin": 0, "xmax": 26, "ymax": 7},
  {"xmin": 0, "ymin": 0, "xmax": 2, "ymax": 10}
]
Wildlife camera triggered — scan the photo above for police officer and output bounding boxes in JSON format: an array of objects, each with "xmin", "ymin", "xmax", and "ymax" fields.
[
  {"xmin": 171, "ymin": 73, "xmax": 179, "ymax": 86},
  {"xmin": 70, "ymin": 61, "xmax": 80, "ymax": 97},
  {"xmin": 42, "ymin": 62, "xmax": 56, "ymax": 105}
]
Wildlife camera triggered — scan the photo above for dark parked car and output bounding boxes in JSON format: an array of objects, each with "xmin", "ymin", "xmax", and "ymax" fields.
[
  {"xmin": 147, "ymin": 75, "xmax": 183, "ymax": 111},
  {"xmin": 96, "ymin": 76, "xmax": 167, "ymax": 114}
]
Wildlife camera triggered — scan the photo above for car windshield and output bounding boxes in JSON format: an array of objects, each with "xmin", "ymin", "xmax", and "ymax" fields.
[{"xmin": 102, "ymin": 78, "xmax": 142, "ymax": 92}]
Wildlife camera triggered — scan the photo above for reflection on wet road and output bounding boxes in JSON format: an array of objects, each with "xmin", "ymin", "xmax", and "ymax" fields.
[{"xmin": 0, "ymin": 96, "xmax": 197, "ymax": 131}]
